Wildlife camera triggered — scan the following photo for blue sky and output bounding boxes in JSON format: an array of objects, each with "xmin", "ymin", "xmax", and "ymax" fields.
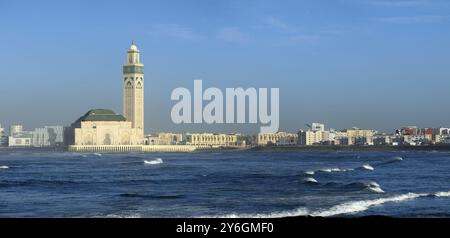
[{"xmin": 1, "ymin": 0, "xmax": 450, "ymax": 134}]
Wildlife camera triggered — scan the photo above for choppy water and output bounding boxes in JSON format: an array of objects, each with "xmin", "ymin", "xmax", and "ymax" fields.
[{"xmin": 0, "ymin": 150, "xmax": 449, "ymax": 218}]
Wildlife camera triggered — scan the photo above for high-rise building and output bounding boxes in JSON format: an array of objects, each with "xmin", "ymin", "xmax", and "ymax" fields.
[{"xmin": 123, "ymin": 41, "xmax": 144, "ymax": 141}]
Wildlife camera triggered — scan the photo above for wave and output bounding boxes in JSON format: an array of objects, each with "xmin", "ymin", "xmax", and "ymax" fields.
[
  {"xmin": 360, "ymin": 181, "xmax": 384, "ymax": 193},
  {"xmin": 202, "ymin": 207, "xmax": 310, "ymax": 218},
  {"xmin": 431, "ymin": 191, "xmax": 450, "ymax": 197},
  {"xmin": 392, "ymin": 156, "xmax": 403, "ymax": 161},
  {"xmin": 318, "ymin": 167, "xmax": 352, "ymax": 173},
  {"xmin": 309, "ymin": 167, "xmax": 355, "ymax": 174},
  {"xmin": 375, "ymin": 156, "xmax": 403, "ymax": 166},
  {"xmin": 341, "ymin": 181, "xmax": 384, "ymax": 193},
  {"xmin": 144, "ymin": 158, "xmax": 163, "ymax": 165},
  {"xmin": 310, "ymin": 192, "xmax": 423, "ymax": 217},
  {"xmin": 305, "ymin": 156, "xmax": 404, "ymax": 175},
  {"xmin": 303, "ymin": 177, "xmax": 318, "ymax": 183},
  {"xmin": 308, "ymin": 179, "xmax": 385, "ymax": 194},
  {"xmin": 304, "ymin": 171, "xmax": 315, "ymax": 175},
  {"xmin": 104, "ymin": 213, "xmax": 142, "ymax": 218},
  {"xmin": 209, "ymin": 189, "xmax": 450, "ymax": 218},
  {"xmin": 361, "ymin": 164, "xmax": 374, "ymax": 171},
  {"xmin": 0, "ymin": 165, "xmax": 9, "ymax": 169},
  {"xmin": 79, "ymin": 153, "xmax": 102, "ymax": 158}
]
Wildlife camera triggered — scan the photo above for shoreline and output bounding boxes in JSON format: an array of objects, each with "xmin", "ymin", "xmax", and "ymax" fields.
[
  {"xmin": 246, "ymin": 145, "xmax": 450, "ymax": 152},
  {"xmin": 1, "ymin": 145, "xmax": 450, "ymax": 153}
]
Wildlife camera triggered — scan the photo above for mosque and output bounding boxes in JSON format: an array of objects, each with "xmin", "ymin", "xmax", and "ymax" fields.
[
  {"xmin": 66, "ymin": 43, "xmax": 227, "ymax": 152},
  {"xmin": 66, "ymin": 42, "xmax": 154, "ymax": 151}
]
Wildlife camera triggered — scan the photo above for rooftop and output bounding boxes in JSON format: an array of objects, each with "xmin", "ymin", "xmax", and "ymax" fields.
[{"xmin": 76, "ymin": 109, "xmax": 127, "ymax": 122}]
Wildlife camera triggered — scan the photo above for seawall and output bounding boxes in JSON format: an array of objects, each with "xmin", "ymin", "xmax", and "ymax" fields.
[{"xmin": 68, "ymin": 145, "xmax": 198, "ymax": 153}]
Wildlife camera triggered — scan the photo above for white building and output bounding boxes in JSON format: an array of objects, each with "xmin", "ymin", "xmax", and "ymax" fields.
[
  {"xmin": 311, "ymin": 122, "xmax": 325, "ymax": 132},
  {"xmin": 300, "ymin": 130, "xmax": 332, "ymax": 145},
  {"xmin": 67, "ymin": 42, "xmax": 145, "ymax": 147},
  {"xmin": 145, "ymin": 133, "xmax": 184, "ymax": 145},
  {"xmin": 257, "ymin": 132, "xmax": 298, "ymax": 146},
  {"xmin": 434, "ymin": 128, "xmax": 450, "ymax": 144},
  {"xmin": 0, "ymin": 123, "xmax": 4, "ymax": 138},
  {"xmin": 187, "ymin": 133, "xmax": 240, "ymax": 146},
  {"xmin": 68, "ymin": 109, "xmax": 142, "ymax": 146},
  {"xmin": 32, "ymin": 126, "xmax": 64, "ymax": 147},
  {"xmin": 9, "ymin": 125, "xmax": 23, "ymax": 137},
  {"xmin": 299, "ymin": 123, "xmax": 333, "ymax": 145},
  {"xmin": 0, "ymin": 123, "xmax": 6, "ymax": 146},
  {"xmin": 8, "ymin": 131, "xmax": 33, "ymax": 147},
  {"xmin": 438, "ymin": 128, "xmax": 450, "ymax": 135},
  {"xmin": 403, "ymin": 135, "xmax": 428, "ymax": 146}
]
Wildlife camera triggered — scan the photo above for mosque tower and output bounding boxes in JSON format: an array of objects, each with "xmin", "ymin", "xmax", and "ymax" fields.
[{"xmin": 123, "ymin": 41, "xmax": 144, "ymax": 140}]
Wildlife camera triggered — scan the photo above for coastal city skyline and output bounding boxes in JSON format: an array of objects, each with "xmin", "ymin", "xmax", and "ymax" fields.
[
  {"xmin": 8, "ymin": 41, "xmax": 448, "ymax": 149},
  {"xmin": 2, "ymin": 0, "xmax": 450, "ymax": 225},
  {"xmin": 1, "ymin": 0, "xmax": 450, "ymax": 134}
]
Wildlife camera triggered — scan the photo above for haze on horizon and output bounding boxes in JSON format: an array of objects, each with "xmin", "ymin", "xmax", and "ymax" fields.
[{"xmin": 1, "ymin": 0, "xmax": 450, "ymax": 134}]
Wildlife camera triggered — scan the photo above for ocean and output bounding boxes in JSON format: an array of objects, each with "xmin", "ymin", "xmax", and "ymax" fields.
[{"xmin": 0, "ymin": 150, "xmax": 449, "ymax": 218}]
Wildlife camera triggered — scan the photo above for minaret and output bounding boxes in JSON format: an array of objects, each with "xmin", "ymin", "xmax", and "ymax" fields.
[{"xmin": 123, "ymin": 41, "xmax": 144, "ymax": 142}]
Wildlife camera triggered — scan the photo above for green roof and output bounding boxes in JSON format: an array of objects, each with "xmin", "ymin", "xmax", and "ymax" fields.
[{"xmin": 76, "ymin": 109, "xmax": 127, "ymax": 122}]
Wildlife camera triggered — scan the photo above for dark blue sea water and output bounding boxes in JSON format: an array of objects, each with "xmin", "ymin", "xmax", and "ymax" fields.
[{"xmin": 0, "ymin": 150, "xmax": 449, "ymax": 218}]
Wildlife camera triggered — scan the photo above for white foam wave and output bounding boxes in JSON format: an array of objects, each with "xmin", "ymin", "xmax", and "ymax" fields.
[
  {"xmin": 362, "ymin": 164, "xmax": 374, "ymax": 171},
  {"xmin": 393, "ymin": 156, "xmax": 403, "ymax": 161},
  {"xmin": 305, "ymin": 171, "xmax": 315, "ymax": 175},
  {"xmin": 319, "ymin": 168, "xmax": 344, "ymax": 173},
  {"xmin": 105, "ymin": 213, "xmax": 142, "ymax": 218},
  {"xmin": 206, "ymin": 189, "xmax": 450, "ymax": 218},
  {"xmin": 368, "ymin": 181, "xmax": 380, "ymax": 187},
  {"xmin": 205, "ymin": 207, "xmax": 310, "ymax": 218},
  {"xmin": 144, "ymin": 158, "xmax": 163, "ymax": 165},
  {"xmin": 80, "ymin": 153, "xmax": 102, "ymax": 158},
  {"xmin": 368, "ymin": 186, "xmax": 385, "ymax": 193},
  {"xmin": 303, "ymin": 177, "xmax": 318, "ymax": 183},
  {"xmin": 433, "ymin": 191, "xmax": 450, "ymax": 197},
  {"xmin": 315, "ymin": 166, "xmax": 358, "ymax": 174},
  {"xmin": 0, "ymin": 165, "xmax": 9, "ymax": 169},
  {"xmin": 308, "ymin": 162, "xmax": 378, "ymax": 175},
  {"xmin": 311, "ymin": 193, "xmax": 425, "ymax": 217}
]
